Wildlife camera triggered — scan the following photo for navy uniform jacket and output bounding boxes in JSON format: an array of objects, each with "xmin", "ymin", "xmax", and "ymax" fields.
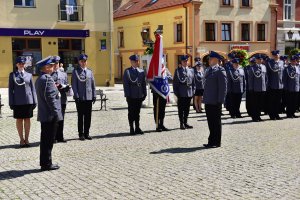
[
  {"xmin": 203, "ymin": 65, "xmax": 227, "ymax": 105},
  {"xmin": 227, "ymin": 67, "xmax": 246, "ymax": 94},
  {"xmin": 71, "ymin": 67, "xmax": 96, "ymax": 101},
  {"xmin": 194, "ymin": 70, "xmax": 204, "ymax": 90},
  {"xmin": 51, "ymin": 70, "xmax": 69, "ymax": 105},
  {"xmin": 244, "ymin": 65, "xmax": 251, "ymax": 91},
  {"xmin": 283, "ymin": 65, "xmax": 300, "ymax": 92},
  {"xmin": 248, "ymin": 64, "xmax": 268, "ymax": 92},
  {"xmin": 266, "ymin": 59, "xmax": 284, "ymax": 90},
  {"xmin": 35, "ymin": 73, "xmax": 63, "ymax": 122},
  {"xmin": 173, "ymin": 67, "xmax": 195, "ymax": 98},
  {"xmin": 123, "ymin": 67, "xmax": 147, "ymax": 99},
  {"xmin": 8, "ymin": 71, "xmax": 37, "ymax": 106}
]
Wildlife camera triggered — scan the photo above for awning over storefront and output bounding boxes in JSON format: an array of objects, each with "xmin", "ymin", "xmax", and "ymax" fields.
[
  {"xmin": 0, "ymin": 28, "xmax": 89, "ymax": 37},
  {"xmin": 285, "ymin": 32, "xmax": 300, "ymax": 41}
]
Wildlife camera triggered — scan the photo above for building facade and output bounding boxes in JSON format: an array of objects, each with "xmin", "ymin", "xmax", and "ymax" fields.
[
  {"xmin": 277, "ymin": 0, "xmax": 300, "ymax": 54},
  {"xmin": 0, "ymin": 0, "xmax": 114, "ymax": 87},
  {"xmin": 113, "ymin": 0, "xmax": 277, "ymax": 79}
]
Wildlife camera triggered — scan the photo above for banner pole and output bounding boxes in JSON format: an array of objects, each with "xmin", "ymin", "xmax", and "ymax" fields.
[{"xmin": 156, "ymin": 97, "xmax": 159, "ymax": 129}]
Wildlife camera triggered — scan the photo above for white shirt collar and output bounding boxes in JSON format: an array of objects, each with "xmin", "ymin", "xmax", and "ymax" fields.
[
  {"xmin": 18, "ymin": 69, "xmax": 25, "ymax": 73},
  {"xmin": 81, "ymin": 67, "xmax": 87, "ymax": 71}
]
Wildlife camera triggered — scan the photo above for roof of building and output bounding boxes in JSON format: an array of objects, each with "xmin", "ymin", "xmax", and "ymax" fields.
[{"xmin": 114, "ymin": 0, "xmax": 191, "ymax": 19}]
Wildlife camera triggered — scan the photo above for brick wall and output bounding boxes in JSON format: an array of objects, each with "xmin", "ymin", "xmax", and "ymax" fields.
[
  {"xmin": 277, "ymin": 0, "xmax": 283, "ymax": 20},
  {"xmin": 296, "ymin": 0, "xmax": 300, "ymax": 21}
]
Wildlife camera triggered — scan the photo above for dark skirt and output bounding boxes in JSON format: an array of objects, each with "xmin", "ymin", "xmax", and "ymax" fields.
[
  {"xmin": 13, "ymin": 105, "xmax": 34, "ymax": 119},
  {"xmin": 194, "ymin": 89, "xmax": 204, "ymax": 96}
]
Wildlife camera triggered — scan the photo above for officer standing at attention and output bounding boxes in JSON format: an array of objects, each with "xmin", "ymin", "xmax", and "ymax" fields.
[
  {"xmin": 227, "ymin": 58, "xmax": 246, "ymax": 118},
  {"xmin": 266, "ymin": 50, "xmax": 284, "ymax": 120},
  {"xmin": 123, "ymin": 55, "xmax": 147, "ymax": 135},
  {"xmin": 173, "ymin": 55, "xmax": 195, "ymax": 130},
  {"xmin": 203, "ymin": 51, "xmax": 227, "ymax": 148},
  {"xmin": 283, "ymin": 55, "xmax": 300, "ymax": 118},
  {"xmin": 35, "ymin": 56, "xmax": 63, "ymax": 171},
  {"xmin": 51, "ymin": 56, "xmax": 70, "ymax": 142},
  {"xmin": 245, "ymin": 57, "xmax": 256, "ymax": 117},
  {"xmin": 248, "ymin": 54, "xmax": 268, "ymax": 122},
  {"xmin": 71, "ymin": 54, "xmax": 96, "ymax": 141}
]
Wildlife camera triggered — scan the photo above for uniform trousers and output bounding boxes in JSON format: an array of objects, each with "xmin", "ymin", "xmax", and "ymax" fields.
[
  {"xmin": 153, "ymin": 93, "xmax": 167, "ymax": 126},
  {"xmin": 252, "ymin": 91, "xmax": 265, "ymax": 120},
  {"xmin": 55, "ymin": 104, "xmax": 66, "ymax": 141},
  {"xmin": 205, "ymin": 104, "xmax": 222, "ymax": 146},
  {"xmin": 268, "ymin": 89, "xmax": 283, "ymax": 118},
  {"xmin": 246, "ymin": 90, "xmax": 253, "ymax": 117},
  {"xmin": 177, "ymin": 97, "xmax": 192, "ymax": 124},
  {"xmin": 286, "ymin": 92, "xmax": 299, "ymax": 117},
  {"xmin": 40, "ymin": 119, "xmax": 58, "ymax": 167},
  {"xmin": 75, "ymin": 101, "xmax": 92, "ymax": 136},
  {"xmin": 126, "ymin": 98, "xmax": 143, "ymax": 127},
  {"xmin": 229, "ymin": 93, "xmax": 243, "ymax": 117}
]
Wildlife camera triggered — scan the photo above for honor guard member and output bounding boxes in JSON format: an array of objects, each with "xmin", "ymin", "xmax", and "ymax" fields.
[
  {"xmin": 123, "ymin": 55, "xmax": 147, "ymax": 135},
  {"xmin": 245, "ymin": 57, "xmax": 255, "ymax": 117},
  {"xmin": 192, "ymin": 57, "xmax": 201, "ymax": 111},
  {"xmin": 173, "ymin": 55, "xmax": 195, "ymax": 130},
  {"xmin": 224, "ymin": 53, "xmax": 234, "ymax": 111},
  {"xmin": 71, "ymin": 54, "xmax": 96, "ymax": 141},
  {"xmin": 266, "ymin": 50, "xmax": 284, "ymax": 120},
  {"xmin": 203, "ymin": 51, "xmax": 227, "ymax": 148},
  {"xmin": 35, "ymin": 56, "xmax": 63, "ymax": 171},
  {"xmin": 193, "ymin": 61, "xmax": 205, "ymax": 113},
  {"xmin": 283, "ymin": 55, "xmax": 300, "ymax": 118},
  {"xmin": 51, "ymin": 56, "xmax": 70, "ymax": 142},
  {"xmin": 227, "ymin": 58, "xmax": 246, "ymax": 118},
  {"xmin": 248, "ymin": 54, "xmax": 268, "ymax": 122},
  {"xmin": 9, "ymin": 56, "xmax": 37, "ymax": 147}
]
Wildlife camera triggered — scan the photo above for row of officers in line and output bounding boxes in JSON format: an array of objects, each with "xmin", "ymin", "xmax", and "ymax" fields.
[{"xmin": 8, "ymin": 54, "xmax": 96, "ymax": 171}]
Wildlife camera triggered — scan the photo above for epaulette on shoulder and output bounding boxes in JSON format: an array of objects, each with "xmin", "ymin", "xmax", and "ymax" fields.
[{"xmin": 87, "ymin": 67, "xmax": 93, "ymax": 71}]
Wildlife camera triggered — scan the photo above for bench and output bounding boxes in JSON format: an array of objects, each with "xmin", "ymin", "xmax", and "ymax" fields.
[
  {"xmin": 69, "ymin": 89, "xmax": 108, "ymax": 111},
  {"xmin": 0, "ymin": 94, "xmax": 4, "ymax": 118}
]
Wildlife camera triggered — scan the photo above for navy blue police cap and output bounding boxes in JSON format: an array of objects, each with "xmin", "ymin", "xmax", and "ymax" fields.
[
  {"xmin": 16, "ymin": 56, "xmax": 26, "ymax": 64},
  {"xmin": 255, "ymin": 54, "xmax": 263, "ymax": 59},
  {"xmin": 271, "ymin": 50, "xmax": 280, "ymax": 56},
  {"xmin": 209, "ymin": 51, "xmax": 222, "ymax": 60},
  {"xmin": 232, "ymin": 58, "xmax": 240, "ymax": 64},
  {"xmin": 194, "ymin": 57, "xmax": 201, "ymax": 62},
  {"xmin": 129, "ymin": 54, "xmax": 139, "ymax": 61},
  {"xmin": 52, "ymin": 55, "xmax": 61, "ymax": 63},
  {"xmin": 291, "ymin": 55, "xmax": 298, "ymax": 61},
  {"xmin": 78, "ymin": 54, "xmax": 88, "ymax": 61},
  {"xmin": 181, "ymin": 55, "xmax": 189, "ymax": 61},
  {"xmin": 249, "ymin": 57, "xmax": 256, "ymax": 63},
  {"xmin": 36, "ymin": 56, "xmax": 55, "ymax": 70}
]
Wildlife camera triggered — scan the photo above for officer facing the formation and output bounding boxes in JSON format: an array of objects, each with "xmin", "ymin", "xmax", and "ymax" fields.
[
  {"xmin": 173, "ymin": 55, "xmax": 195, "ymax": 130},
  {"xmin": 248, "ymin": 54, "xmax": 268, "ymax": 122},
  {"xmin": 245, "ymin": 57, "xmax": 256, "ymax": 117},
  {"xmin": 283, "ymin": 55, "xmax": 300, "ymax": 118},
  {"xmin": 227, "ymin": 58, "xmax": 246, "ymax": 118},
  {"xmin": 35, "ymin": 56, "xmax": 63, "ymax": 171},
  {"xmin": 266, "ymin": 50, "xmax": 284, "ymax": 120},
  {"xmin": 51, "ymin": 56, "xmax": 70, "ymax": 142},
  {"xmin": 203, "ymin": 51, "xmax": 227, "ymax": 148},
  {"xmin": 123, "ymin": 55, "xmax": 147, "ymax": 135},
  {"xmin": 71, "ymin": 54, "xmax": 96, "ymax": 141}
]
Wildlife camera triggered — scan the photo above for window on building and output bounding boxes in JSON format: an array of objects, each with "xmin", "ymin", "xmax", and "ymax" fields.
[
  {"xmin": 118, "ymin": 31, "xmax": 124, "ymax": 48},
  {"xmin": 221, "ymin": 23, "xmax": 232, "ymax": 41},
  {"xmin": 14, "ymin": 0, "xmax": 35, "ymax": 7},
  {"xmin": 58, "ymin": 38, "xmax": 85, "ymax": 73},
  {"xmin": 241, "ymin": 23, "xmax": 250, "ymax": 41},
  {"xmin": 257, "ymin": 24, "xmax": 266, "ymax": 41},
  {"xmin": 241, "ymin": 0, "xmax": 250, "ymax": 7},
  {"xmin": 284, "ymin": 0, "xmax": 292, "ymax": 20},
  {"xmin": 142, "ymin": 27, "xmax": 151, "ymax": 44},
  {"xmin": 12, "ymin": 38, "xmax": 41, "ymax": 74},
  {"xmin": 222, "ymin": 0, "xmax": 231, "ymax": 6},
  {"xmin": 175, "ymin": 23, "xmax": 183, "ymax": 43},
  {"xmin": 205, "ymin": 23, "xmax": 216, "ymax": 41}
]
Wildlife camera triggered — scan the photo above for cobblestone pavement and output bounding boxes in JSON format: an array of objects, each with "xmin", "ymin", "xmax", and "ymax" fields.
[{"xmin": 0, "ymin": 85, "xmax": 299, "ymax": 199}]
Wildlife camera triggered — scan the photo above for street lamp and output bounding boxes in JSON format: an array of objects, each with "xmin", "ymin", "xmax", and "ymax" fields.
[
  {"xmin": 140, "ymin": 25, "xmax": 164, "ymax": 48},
  {"xmin": 287, "ymin": 30, "xmax": 300, "ymax": 48}
]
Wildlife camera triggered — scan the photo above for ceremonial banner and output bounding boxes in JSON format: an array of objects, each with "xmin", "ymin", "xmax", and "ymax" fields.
[{"xmin": 146, "ymin": 34, "xmax": 170, "ymax": 99}]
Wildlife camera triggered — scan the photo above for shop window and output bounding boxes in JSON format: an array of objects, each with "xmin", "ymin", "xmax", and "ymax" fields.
[
  {"xmin": 58, "ymin": 38, "xmax": 84, "ymax": 73},
  {"xmin": 12, "ymin": 38, "xmax": 41, "ymax": 75},
  {"xmin": 14, "ymin": 0, "xmax": 35, "ymax": 7}
]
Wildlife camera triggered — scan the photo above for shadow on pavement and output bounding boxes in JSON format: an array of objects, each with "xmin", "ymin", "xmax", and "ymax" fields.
[
  {"xmin": 0, "ymin": 142, "xmax": 40, "ymax": 150},
  {"xmin": 150, "ymin": 146, "xmax": 207, "ymax": 154},
  {"xmin": 0, "ymin": 169, "xmax": 41, "ymax": 180}
]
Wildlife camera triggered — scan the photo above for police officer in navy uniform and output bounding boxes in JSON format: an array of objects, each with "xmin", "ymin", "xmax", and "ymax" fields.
[
  {"xmin": 283, "ymin": 55, "xmax": 300, "ymax": 118},
  {"xmin": 227, "ymin": 58, "xmax": 246, "ymax": 118},
  {"xmin": 35, "ymin": 56, "xmax": 63, "ymax": 171},
  {"xmin": 245, "ymin": 57, "xmax": 256, "ymax": 117},
  {"xmin": 173, "ymin": 55, "xmax": 195, "ymax": 130},
  {"xmin": 123, "ymin": 55, "xmax": 147, "ymax": 135},
  {"xmin": 248, "ymin": 54, "xmax": 268, "ymax": 122},
  {"xmin": 266, "ymin": 50, "xmax": 284, "ymax": 120},
  {"xmin": 51, "ymin": 56, "xmax": 70, "ymax": 142},
  {"xmin": 71, "ymin": 54, "xmax": 96, "ymax": 140},
  {"xmin": 193, "ymin": 61, "xmax": 205, "ymax": 113},
  {"xmin": 224, "ymin": 53, "xmax": 234, "ymax": 111},
  {"xmin": 203, "ymin": 51, "xmax": 227, "ymax": 148}
]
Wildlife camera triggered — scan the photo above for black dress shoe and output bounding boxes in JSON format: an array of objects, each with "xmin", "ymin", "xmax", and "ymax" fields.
[
  {"xmin": 236, "ymin": 115, "xmax": 243, "ymax": 118},
  {"xmin": 292, "ymin": 115, "xmax": 299, "ymax": 118},
  {"xmin": 160, "ymin": 125, "xmax": 170, "ymax": 131},
  {"xmin": 79, "ymin": 136, "xmax": 85, "ymax": 141},
  {"xmin": 84, "ymin": 135, "xmax": 92, "ymax": 140},
  {"xmin": 203, "ymin": 144, "xmax": 220, "ymax": 148},
  {"xmin": 286, "ymin": 115, "xmax": 294, "ymax": 119},
  {"xmin": 180, "ymin": 124, "xmax": 185, "ymax": 130},
  {"xmin": 57, "ymin": 139, "xmax": 67, "ymax": 143},
  {"xmin": 275, "ymin": 116, "xmax": 283, "ymax": 120},
  {"xmin": 270, "ymin": 117, "xmax": 276, "ymax": 120},
  {"xmin": 258, "ymin": 118, "xmax": 263, "ymax": 122},
  {"xmin": 135, "ymin": 128, "xmax": 144, "ymax": 135},
  {"xmin": 41, "ymin": 164, "xmax": 60, "ymax": 171},
  {"xmin": 156, "ymin": 128, "xmax": 162, "ymax": 132},
  {"xmin": 184, "ymin": 123, "xmax": 193, "ymax": 129}
]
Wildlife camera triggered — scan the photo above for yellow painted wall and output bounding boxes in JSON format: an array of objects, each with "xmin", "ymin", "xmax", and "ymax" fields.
[{"xmin": 0, "ymin": 37, "xmax": 13, "ymax": 87}]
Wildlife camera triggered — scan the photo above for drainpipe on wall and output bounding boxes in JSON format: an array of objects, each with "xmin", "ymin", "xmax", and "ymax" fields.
[
  {"xmin": 108, "ymin": 0, "xmax": 113, "ymax": 86},
  {"xmin": 184, "ymin": 4, "xmax": 188, "ymax": 55}
]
